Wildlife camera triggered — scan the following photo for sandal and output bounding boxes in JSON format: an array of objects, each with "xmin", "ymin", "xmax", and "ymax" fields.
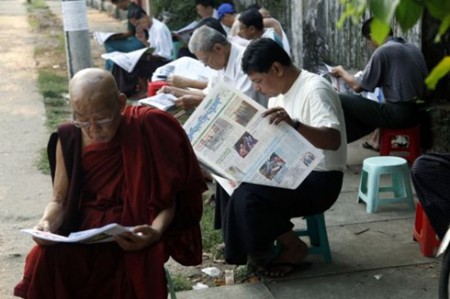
[
  {"xmin": 262, "ymin": 261, "xmax": 312, "ymax": 278},
  {"xmin": 362, "ymin": 141, "xmax": 379, "ymax": 152}
]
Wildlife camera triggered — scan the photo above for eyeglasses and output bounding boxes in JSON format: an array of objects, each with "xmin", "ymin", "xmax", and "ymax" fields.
[{"xmin": 71, "ymin": 111, "xmax": 115, "ymax": 129}]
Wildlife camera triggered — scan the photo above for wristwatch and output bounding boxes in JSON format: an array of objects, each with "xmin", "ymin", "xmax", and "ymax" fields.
[{"xmin": 293, "ymin": 119, "xmax": 302, "ymax": 130}]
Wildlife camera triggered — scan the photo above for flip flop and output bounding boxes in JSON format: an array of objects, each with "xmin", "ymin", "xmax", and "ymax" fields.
[
  {"xmin": 362, "ymin": 141, "xmax": 379, "ymax": 152},
  {"xmin": 262, "ymin": 261, "xmax": 312, "ymax": 278}
]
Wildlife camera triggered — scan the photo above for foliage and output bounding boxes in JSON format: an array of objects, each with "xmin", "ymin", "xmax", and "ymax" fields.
[
  {"xmin": 338, "ymin": 0, "xmax": 450, "ymax": 90},
  {"xmin": 200, "ymin": 200, "xmax": 223, "ymax": 256},
  {"xmin": 152, "ymin": 0, "xmax": 232, "ymax": 31},
  {"xmin": 171, "ymin": 273, "xmax": 193, "ymax": 292}
]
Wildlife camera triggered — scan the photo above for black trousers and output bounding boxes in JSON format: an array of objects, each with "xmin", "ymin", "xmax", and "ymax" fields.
[
  {"xmin": 214, "ymin": 170, "xmax": 343, "ymax": 265},
  {"xmin": 411, "ymin": 153, "xmax": 450, "ymax": 239},
  {"xmin": 339, "ymin": 93, "xmax": 420, "ymax": 143},
  {"xmin": 112, "ymin": 56, "xmax": 170, "ymax": 97}
]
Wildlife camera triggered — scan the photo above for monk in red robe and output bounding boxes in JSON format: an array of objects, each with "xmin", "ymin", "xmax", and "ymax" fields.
[{"xmin": 14, "ymin": 68, "xmax": 206, "ymax": 299}]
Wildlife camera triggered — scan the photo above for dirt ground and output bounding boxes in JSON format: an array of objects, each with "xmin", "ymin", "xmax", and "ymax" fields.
[{"xmin": 0, "ymin": 2, "xmax": 248, "ymax": 297}]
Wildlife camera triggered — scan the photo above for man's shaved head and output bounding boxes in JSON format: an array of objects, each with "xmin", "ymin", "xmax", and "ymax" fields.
[{"xmin": 69, "ymin": 68, "xmax": 118, "ymax": 106}]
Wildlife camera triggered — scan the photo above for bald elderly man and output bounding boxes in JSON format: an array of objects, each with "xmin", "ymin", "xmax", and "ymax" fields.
[
  {"xmin": 14, "ymin": 68, "xmax": 206, "ymax": 299},
  {"xmin": 161, "ymin": 25, "xmax": 268, "ymax": 110}
]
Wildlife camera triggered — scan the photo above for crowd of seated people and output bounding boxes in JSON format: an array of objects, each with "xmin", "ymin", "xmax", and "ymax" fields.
[{"xmin": 17, "ymin": 2, "xmax": 441, "ymax": 297}]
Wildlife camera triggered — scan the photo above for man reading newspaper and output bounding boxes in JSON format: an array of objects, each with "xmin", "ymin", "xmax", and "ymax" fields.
[{"xmin": 215, "ymin": 38, "xmax": 347, "ymax": 277}]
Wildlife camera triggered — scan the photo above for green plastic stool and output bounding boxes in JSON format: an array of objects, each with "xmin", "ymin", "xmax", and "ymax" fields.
[
  {"xmin": 294, "ymin": 213, "xmax": 332, "ymax": 263},
  {"xmin": 165, "ymin": 267, "xmax": 177, "ymax": 299},
  {"xmin": 358, "ymin": 156, "xmax": 414, "ymax": 213}
]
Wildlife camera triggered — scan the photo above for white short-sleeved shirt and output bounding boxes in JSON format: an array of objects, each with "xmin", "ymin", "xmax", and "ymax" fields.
[
  {"xmin": 148, "ymin": 18, "xmax": 173, "ymax": 61},
  {"xmin": 269, "ymin": 70, "xmax": 347, "ymax": 171},
  {"xmin": 262, "ymin": 28, "xmax": 289, "ymax": 55},
  {"xmin": 203, "ymin": 42, "xmax": 254, "ymax": 99}
]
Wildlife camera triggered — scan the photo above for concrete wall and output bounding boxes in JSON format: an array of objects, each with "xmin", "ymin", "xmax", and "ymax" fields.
[{"xmin": 237, "ymin": 0, "xmax": 421, "ymax": 73}]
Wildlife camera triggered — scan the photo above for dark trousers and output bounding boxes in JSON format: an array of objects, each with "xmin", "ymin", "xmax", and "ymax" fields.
[
  {"xmin": 339, "ymin": 93, "xmax": 420, "ymax": 143},
  {"xmin": 214, "ymin": 170, "xmax": 343, "ymax": 265},
  {"xmin": 411, "ymin": 153, "xmax": 450, "ymax": 239},
  {"xmin": 112, "ymin": 55, "xmax": 170, "ymax": 97}
]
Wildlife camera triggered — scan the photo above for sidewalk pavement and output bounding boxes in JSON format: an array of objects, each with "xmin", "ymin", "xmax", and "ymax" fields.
[{"xmin": 7, "ymin": 0, "xmax": 442, "ymax": 298}]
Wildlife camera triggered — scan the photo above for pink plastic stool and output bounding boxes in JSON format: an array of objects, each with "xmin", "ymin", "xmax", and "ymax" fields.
[
  {"xmin": 147, "ymin": 80, "xmax": 168, "ymax": 97},
  {"xmin": 413, "ymin": 202, "xmax": 441, "ymax": 257}
]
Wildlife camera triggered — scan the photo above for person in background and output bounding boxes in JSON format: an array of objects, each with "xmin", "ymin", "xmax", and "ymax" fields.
[
  {"xmin": 411, "ymin": 153, "xmax": 450, "ymax": 240},
  {"xmin": 195, "ymin": 0, "xmax": 218, "ymax": 19},
  {"xmin": 237, "ymin": 8, "xmax": 289, "ymax": 55},
  {"xmin": 214, "ymin": 38, "xmax": 346, "ymax": 277},
  {"xmin": 112, "ymin": 14, "xmax": 173, "ymax": 99},
  {"xmin": 217, "ymin": 2, "xmax": 250, "ymax": 47},
  {"xmin": 104, "ymin": 0, "xmax": 147, "ymax": 71},
  {"xmin": 14, "ymin": 68, "xmax": 206, "ymax": 299},
  {"xmin": 166, "ymin": 17, "xmax": 226, "ymax": 91},
  {"xmin": 331, "ymin": 17, "xmax": 428, "ymax": 147},
  {"xmin": 217, "ymin": 2, "xmax": 236, "ymax": 35},
  {"xmin": 161, "ymin": 25, "xmax": 268, "ymax": 110},
  {"xmin": 230, "ymin": 3, "xmax": 291, "ymax": 55}
]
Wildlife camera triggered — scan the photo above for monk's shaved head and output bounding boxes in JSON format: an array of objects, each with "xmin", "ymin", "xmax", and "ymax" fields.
[{"xmin": 69, "ymin": 68, "xmax": 118, "ymax": 106}]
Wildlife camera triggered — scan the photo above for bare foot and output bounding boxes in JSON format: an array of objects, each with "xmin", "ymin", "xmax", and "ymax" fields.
[
  {"xmin": 262, "ymin": 239, "xmax": 309, "ymax": 277},
  {"xmin": 271, "ymin": 238, "xmax": 308, "ymax": 266}
]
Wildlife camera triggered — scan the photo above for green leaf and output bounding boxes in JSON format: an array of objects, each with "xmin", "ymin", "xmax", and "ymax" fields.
[
  {"xmin": 424, "ymin": 0, "xmax": 450, "ymax": 20},
  {"xmin": 337, "ymin": 0, "xmax": 368, "ymax": 28},
  {"xmin": 395, "ymin": 0, "xmax": 424, "ymax": 31},
  {"xmin": 370, "ymin": 17, "xmax": 392, "ymax": 45},
  {"xmin": 438, "ymin": 14, "xmax": 450, "ymax": 36},
  {"xmin": 425, "ymin": 56, "xmax": 450, "ymax": 90},
  {"xmin": 370, "ymin": 0, "xmax": 400, "ymax": 24}
]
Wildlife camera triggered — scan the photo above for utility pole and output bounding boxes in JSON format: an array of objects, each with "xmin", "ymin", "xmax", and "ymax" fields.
[{"xmin": 61, "ymin": 0, "xmax": 92, "ymax": 78}]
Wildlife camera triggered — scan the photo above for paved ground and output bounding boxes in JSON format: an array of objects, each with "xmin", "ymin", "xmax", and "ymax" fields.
[
  {"xmin": 0, "ymin": 1, "xmax": 52, "ymax": 298},
  {"xmin": 0, "ymin": 0, "xmax": 442, "ymax": 298}
]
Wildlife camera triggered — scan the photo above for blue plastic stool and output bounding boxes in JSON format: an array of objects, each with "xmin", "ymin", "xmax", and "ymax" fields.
[
  {"xmin": 294, "ymin": 213, "xmax": 332, "ymax": 263},
  {"xmin": 358, "ymin": 156, "xmax": 414, "ymax": 213}
]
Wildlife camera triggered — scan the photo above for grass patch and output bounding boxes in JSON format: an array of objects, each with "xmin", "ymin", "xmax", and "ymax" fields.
[
  {"xmin": 27, "ymin": 0, "xmax": 48, "ymax": 10},
  {"xmin": 28, "ymin": 4, "xmax": 70, "ymax": 174},
  {"xmin": 36, "ymin": 148, "xmax": 50, "ymax": 175},
  {"xmin": 38, "ymin": 71, "xmax": 68, "ymax": 99},
  {"xmin": 171, "ymin": 274, "xmax": 192, "ymax": 292},
  {"xmin": 200, "ymin": 201, "xmax": 223, "ymax": 257}
]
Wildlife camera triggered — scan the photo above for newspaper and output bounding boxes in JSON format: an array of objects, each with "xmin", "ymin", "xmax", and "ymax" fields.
[
  {"xmin": 183, "ymin": 82, "xmax": 323, "ymax": 190},
  {"xmin": 173, "ymin": 21, "xmax": 198, "ymax": 43},
  {"xmin": 139, "ymin": 93, "xmax": 177, "ymax": 111},
  {"xmin": 92, "ymin": 31, "xmax": 120, "ymax": 45},
  {"xmin": 319, "ymin": 63, "xmax": 384, "ymax": 102},
  {"xmin": 321, "ymin": 63, "xmax": 352, "ymax": 93},
  {"xmin": 152, "ymin": 56, "xmax": 217, "ymax": 82},
  {"xmin": 101, "ymin": 47, "xmax": 153, "ymax": 73},
  {"xmin": 21, "ymin": 223, "xmax": 133, "ymax": 244}
]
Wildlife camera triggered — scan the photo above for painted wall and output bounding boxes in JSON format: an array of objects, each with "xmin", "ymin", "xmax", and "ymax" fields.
[{"xmin": 237, "ymin": 0, "xmax": 421, "ymax": 73}]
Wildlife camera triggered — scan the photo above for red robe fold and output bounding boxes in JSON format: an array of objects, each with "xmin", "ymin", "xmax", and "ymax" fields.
[{"xmin": 14, "ymin": 106, "xmax": 206, "ymax": 299}]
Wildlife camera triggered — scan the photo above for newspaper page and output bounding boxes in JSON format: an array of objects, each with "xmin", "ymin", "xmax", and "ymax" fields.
[
  {"xmin": 92, "ymin": 31, "xmax": 120, "ymax": 45},
  {"xmin": 101, "ymin": 47, "xmax": 153, "ymax": 73},
  {"xmin": 152, "ymin": 56, "xmax": 217, "ymax": 82},
  {"xmin": 173, "ymin": 21, "xmax": 198, "ymax": 43},
  {"xmin": 139, "ymin": 93, "xmax": 177, "ymax": 111},
  {"xmin": 321, "ymin": 63, "xmax": 352, "ymax": 93},
  {"xmin": 183, "ymin": 82, "xmax": 324, "ymax": 189},
  {"xmin": 21, "ymin": 223, "xmax": 133, "ymax": 244}
]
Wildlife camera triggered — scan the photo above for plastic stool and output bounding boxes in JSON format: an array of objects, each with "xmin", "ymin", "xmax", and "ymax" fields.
[
  {"xmin": 380, "ymin": 126, "xmax": 421, "ymax": 164},
  {"xmin": 413, "ymin": 202, "xmax": 441, "ymax": 257},
  {"xmin": 147, "ymin": 80, "xmax": 168, "ymax": 97},
  {"xmin": 165, "ymin": 267, "xmax": 177, "ymax": 299},
  {"xmin": 294, "ymin": 213, "xmax": 332, "ymax": 263},
  {"xmin": 358, "ymin": 156, "xmax": 415, "ymax": 213}
]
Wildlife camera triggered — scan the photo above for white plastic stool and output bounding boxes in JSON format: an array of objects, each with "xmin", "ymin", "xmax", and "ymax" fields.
[{"xmin": 358, "ymin": 156, "xmax": 415, "ymax": 213}]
